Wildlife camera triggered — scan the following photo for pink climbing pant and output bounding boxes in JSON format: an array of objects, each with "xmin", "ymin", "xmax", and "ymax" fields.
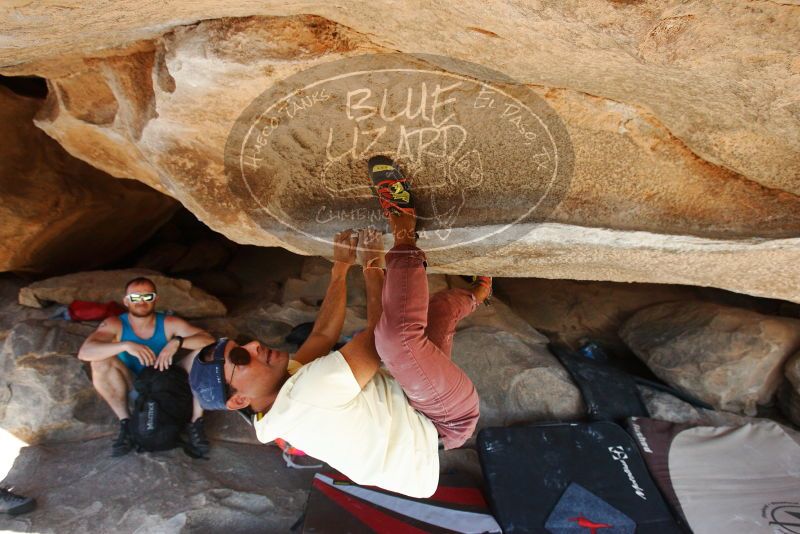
[{"xmin": 374, "ymin": 244, "xmax": 481, "ymax": 449}]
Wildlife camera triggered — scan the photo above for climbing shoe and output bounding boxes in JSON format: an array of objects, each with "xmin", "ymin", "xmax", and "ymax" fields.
[
  {"xmin": 111, "ymin": 418, "xmax": 134, "ymax": 457},
  {"xmin": 0, "ymin": 488, "xmax": 35, "ymax": 516},
  {"xmin": 461, "ymin": 275, "xmax": 493, "ymax": 306},
  {"xmin": 186, "ymin": 417, "xmax": 211, "ymax": 457},
  {"xmin": 367, "ymin": 155, "xmax": 415, "ymax": 217}
]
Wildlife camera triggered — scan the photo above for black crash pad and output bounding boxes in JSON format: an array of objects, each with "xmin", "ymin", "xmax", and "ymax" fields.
[
  {"xmin": 550, "ymin": 344, "xmax": 649, "ymax": 422},
  {"xmin": 477, "ymin": 422, "xmax": 684, "ymax": 534}
]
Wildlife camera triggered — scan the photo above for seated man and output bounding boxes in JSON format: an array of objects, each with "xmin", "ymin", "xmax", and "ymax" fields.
[
  {"xmin": 189, "ymin": 157, "xmax": 490, "ymax": 497},
  {"xmin": 78, "ymin": 277, "xmax": 215, "ymax": 457}
]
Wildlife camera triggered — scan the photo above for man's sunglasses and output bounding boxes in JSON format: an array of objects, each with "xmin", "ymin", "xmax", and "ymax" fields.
[
  {"xmin": 227, "ymin": 346, "xmax": 251, "ymax": 394},
  {"xmin": 127, "ymin": 292, "xmax": 157, "ymax": 302}
]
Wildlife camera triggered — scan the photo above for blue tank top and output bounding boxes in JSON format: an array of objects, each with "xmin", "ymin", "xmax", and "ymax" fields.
[{"xmin": 118, "ymin": 312, "xmax": 168, "ymax": 375}]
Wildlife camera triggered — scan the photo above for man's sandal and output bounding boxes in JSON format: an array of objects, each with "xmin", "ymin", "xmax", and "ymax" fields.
[
  {"xmin": 461, "ymin": 275, "xmax": 493, "ymax": 306},
  {"xmin": 367, "ymin": 155, "xmax": 416, "ymax": 218}
]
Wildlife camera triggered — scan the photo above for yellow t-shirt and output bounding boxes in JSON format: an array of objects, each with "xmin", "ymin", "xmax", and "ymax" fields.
[{"xmin": 254, "ymin": 351, "xmax": 440, "ymax": 498}]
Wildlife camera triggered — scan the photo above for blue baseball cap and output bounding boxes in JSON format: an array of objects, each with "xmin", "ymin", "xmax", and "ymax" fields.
[{"xmin": 189, "ymin": 337, "xmax": 230, "ymax": 411}]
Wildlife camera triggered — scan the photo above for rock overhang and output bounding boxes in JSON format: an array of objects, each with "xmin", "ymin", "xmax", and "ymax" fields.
[{"xmin": 0, "ymin": 7, "xmax": 797, "ymax": 301}]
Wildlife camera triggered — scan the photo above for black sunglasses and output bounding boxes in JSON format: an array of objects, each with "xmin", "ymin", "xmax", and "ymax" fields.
[{"xmin": 226, "ymin": 346, "xmax": 252, "ymax": 395}]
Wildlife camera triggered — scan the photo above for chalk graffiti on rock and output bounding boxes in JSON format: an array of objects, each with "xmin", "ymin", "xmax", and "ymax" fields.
[{"xmin": 225, "ymin": 54, "xmax": 574, "ymax": 253}]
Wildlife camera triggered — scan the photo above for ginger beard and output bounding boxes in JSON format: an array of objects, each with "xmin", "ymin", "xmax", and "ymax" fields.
[{"xmin": 127, "ymin": 300, "xmax": 156, "ymax": 318}]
